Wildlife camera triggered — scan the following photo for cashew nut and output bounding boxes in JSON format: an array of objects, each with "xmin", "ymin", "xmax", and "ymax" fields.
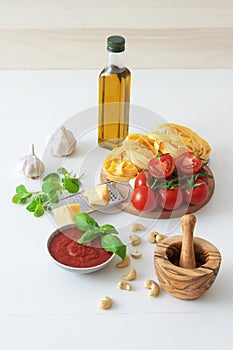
[
  {"xmin": 131, "ymin": 223, "xmax": 145, "ymax": 232},
  {"xmin": 98, "ymin": 296, "xmax": 113, "ymax": 310},
  {"xmin": 116, "ymin": 254, "xmax": 130, "ymax": 268},
  {"xmin": 130, "ymin": 248, "xmax": 142, "ymax": 259},
  {"xmin": 122, "ymin": 268, "xmax": 136, "ymax": 281},
  {"xmin": 147, "ymin": 232, "xmax": 167, "ymax": 243},
  {"xmin": 147, "ymin": 231, "xmax": 159, "ymax": 243},
  {"xmin": 155, "ymin": 234, "xmax": 167, "ymax": 243},
  {"xmin": 130, "ymin": 234, "xmax": 141, "ymax": 246},
  {"xmin": 118, "ymin": 281, "xmax": 132, "ymax": 290},
  {"xmin": 144, "ymin": 279, "xmax": 160, "ymax": 297}
]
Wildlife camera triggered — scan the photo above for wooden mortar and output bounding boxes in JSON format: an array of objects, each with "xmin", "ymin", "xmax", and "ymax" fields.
[{"xmin": 154, "ymin": 214, "xmax": 221, "ymax": 300}]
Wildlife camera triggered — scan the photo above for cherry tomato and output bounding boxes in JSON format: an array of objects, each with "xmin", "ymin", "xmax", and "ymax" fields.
[
  {"xmin": 134, "ymin": 172, "xmax": 152, "ymax": 189},
  {"xmin": 198, "ymin": 168, "xmax": 211, "ymax": 184},
  {"xmin": 158, "ymin": 187, "xmax": 183, "ymax": 211},
  {"xmin": 198, "ymin": 175, "xmax": 209, "ymax": 185},
  {"xmin": 175, "ymin": 152, "xmax": 202, "ymax": 175},
  {"xmin": 132, "ymin": 186, "xmax": 158, "ymax": 212},
  {"xmin": 183, "ymin": 178, "xmax": 209, "ymax": 205},
  {"xmin": 148, "ymin": 154, "xmax": 175, "ymax": 179}
]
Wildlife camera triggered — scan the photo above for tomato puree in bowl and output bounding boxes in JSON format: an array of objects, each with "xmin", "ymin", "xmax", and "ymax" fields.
[{"xmin": 48, "ymin": 226, "xmax": 113, "ymax": 268}]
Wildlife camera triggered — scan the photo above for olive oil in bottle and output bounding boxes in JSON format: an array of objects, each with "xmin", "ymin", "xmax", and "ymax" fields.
[{"xmin": 98, "ymin": 35, "xmax": 131, "ymax": 149}]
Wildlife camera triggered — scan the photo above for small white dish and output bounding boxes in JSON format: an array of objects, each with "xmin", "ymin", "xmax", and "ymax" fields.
[{"xmin": 47, "ymin": 224, "xmax": 115, "ymax": 274}]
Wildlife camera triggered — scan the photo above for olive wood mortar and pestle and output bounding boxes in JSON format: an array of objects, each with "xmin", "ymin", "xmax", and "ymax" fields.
[{"xmin": 154, "ymin": 214, "xmax": 221, "ymax": 300}]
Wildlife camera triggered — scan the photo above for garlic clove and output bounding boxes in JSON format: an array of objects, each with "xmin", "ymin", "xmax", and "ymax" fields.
[
  {"xmin": 16, "ymin": 144, "xmax": 45, "ymax": 179},
  {"xmin": 48, "ymin": 125, "xmax": 77, "ymax": 157}
]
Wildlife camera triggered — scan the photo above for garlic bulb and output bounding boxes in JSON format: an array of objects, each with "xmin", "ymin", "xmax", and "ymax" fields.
[
  {"xmin": 16, "ymin": 144, "xmax": 45, "ymax": 179},
  {"xmin": 48, "ymin": 125, "xmax": 77, "ymax": 157}
]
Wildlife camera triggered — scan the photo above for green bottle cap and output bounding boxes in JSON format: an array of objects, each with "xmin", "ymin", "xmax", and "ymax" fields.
[{"xmin": 107, "ymin": 35, "xmax": 125, "ymax": 53}]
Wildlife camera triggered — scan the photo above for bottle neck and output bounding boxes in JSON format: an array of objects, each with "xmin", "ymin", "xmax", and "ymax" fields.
[{"xmin": 107, "ymin": 51, "xmax": 125, "ymax": 68}]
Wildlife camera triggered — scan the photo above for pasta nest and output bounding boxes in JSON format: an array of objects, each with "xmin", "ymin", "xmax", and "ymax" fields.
[{"xmin": 102, "ymin": 124, "xmax": 211, "ymax": 182}]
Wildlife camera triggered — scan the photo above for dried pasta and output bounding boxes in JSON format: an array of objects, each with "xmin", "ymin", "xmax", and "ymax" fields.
[
  {"xmin": 149, "ymin": 123, "xmax": 211, "ymax": 160},
  {"xmin": 102, "ymin": 123, "xmax": 211, "ymax": 181}
]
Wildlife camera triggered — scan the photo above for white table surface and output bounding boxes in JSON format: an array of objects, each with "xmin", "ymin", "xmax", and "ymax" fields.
[{"xmin": 1, "ymin": 69, "xmax": 233, "ymax": 349}]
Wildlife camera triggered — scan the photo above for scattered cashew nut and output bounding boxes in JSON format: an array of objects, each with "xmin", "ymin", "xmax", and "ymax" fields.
[
  {"xmin": 131, "ymin": 223, "xmax": 145, "ymax": 232},
  {"xmin": 118, "ymin": 280, "xmax": 132, "ymax": 290},
  {"xmin": 130, "ymin": 234, "xmax": 141, "ymax": 246},
  {"xmin": 147, "ymin": 232, "xmax": 167, "ymax": 243},
  {"xmin": 144, "ymin": 279, "xmax": 160, "ymax": 297},
  {"xmin": 130, "ymin": 248, "xmax": 142, "ymax": 259},
  {"xmin": 116, "ymin": 254, "xmax": 130, "ymax": 268},
  {"xmin": 122, "ymin": 268, "xmax": 136, "ymax": 281},
  {"xmin": 155, "ymin": 234, "xmax": 167, "ymax": 243},
  {"xmin": 147, "ymin": 231, "xmax": 159, "ymax": 243},
  {"xmin": 98, "ymin": 296, "xmax": 113, "ymax": 310}
]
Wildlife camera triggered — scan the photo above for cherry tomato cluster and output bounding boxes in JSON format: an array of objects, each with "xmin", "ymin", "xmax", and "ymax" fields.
[{"xmin": 131, "ymin": 152, "xmax": 211, "ymax": 212}]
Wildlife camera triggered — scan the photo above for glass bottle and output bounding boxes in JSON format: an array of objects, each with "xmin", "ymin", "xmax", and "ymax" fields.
[{"xmin": 98, "ymin": 35, "xmax": 131, "ymax": 149}]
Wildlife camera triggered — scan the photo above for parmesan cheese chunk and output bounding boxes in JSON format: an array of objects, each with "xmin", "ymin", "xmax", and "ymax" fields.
[
  {"xmin": 53, "ymin": 203, "xmax": 81, "ymax": 226},
  {"xmin": 83, "ymin": 184, "xmax": 110, "ymax": 206}
]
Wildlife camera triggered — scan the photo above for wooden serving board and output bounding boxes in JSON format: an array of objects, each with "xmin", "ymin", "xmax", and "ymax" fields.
[{"xmin": 100, "ymin": 166, "xmax": 215, "ymax": 219}]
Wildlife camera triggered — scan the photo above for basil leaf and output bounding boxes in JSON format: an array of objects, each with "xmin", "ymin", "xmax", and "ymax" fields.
[
  {"xmin": 74, "ymin": 213, "xmax": 99, "ymax": 231},
  {"xmin": 39, "ymin": 193, "xmax": 49, "ymax": 203},
  {"xmin": 78, "ymin": 229, "xmax": 100, "ymax": 244},
  {"xmin": 12, "ymin": 192, "xmax": 32, "ymax": 204},
  {"xmin": 16, "ymin": 184, "xmax": 28, "ymax": 193},
  {"xmin": 26, "ymin": 199, "xmax": 38, "ymax": 212},
  {"xmin": 12, "ymin": 193, "xmax": 24, "ymax": 204},
  {"xmin": 20, "ymin": 192, "xmax": 33, "ymax": 201},
  {"xmin": 70, "ymin": 178, "xmax": 81, "ymax": 186},
  {"xmin": 46, "ymin": 188, "xmax": 56, "ymax": 198},
  {"xmin": 42, "ymin": 182, "xmax": 61, "ymax": 193},
  {"xmin": 99, "ymin": 224, "xmax": 118, "ymax": 235},
  {"xmin": 42, "ymin": 182, "xmax": 53, "ymax": 193},
  {"xmin": 49, "ymin": 193, "xmax": 59, "ymax": 204},
  {"xmin": 63, "ymin": 177, "xmax": 80, "ymax": 193},
  {"xmin": 57, "ymin": 167, "xmax": 68, "ymax": 175},
  {"xmin": 101, "ymin": 234, "xmax": 126, "ymax": 260},
  {"xmin": 12, "ymin": 167, "xmax": 83, "ymax": 218},
  {"xmin": 43, "ymin": 172, "xmax": 60, "ymax": 183},
  {"xmin": 34, "ymin": 203, "xmax": 45, "ymax": 217}
]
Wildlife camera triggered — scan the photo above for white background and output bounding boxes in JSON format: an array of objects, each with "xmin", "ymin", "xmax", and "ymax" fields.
[{"xmin": 1, "ymin": 69, "xmax": 233, "ymax": 349}]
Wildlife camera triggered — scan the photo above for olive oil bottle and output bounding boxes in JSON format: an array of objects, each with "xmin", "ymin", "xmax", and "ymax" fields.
[{"xmin": 98, "ymin": 35, "xmax": 131, "ymax": 149}]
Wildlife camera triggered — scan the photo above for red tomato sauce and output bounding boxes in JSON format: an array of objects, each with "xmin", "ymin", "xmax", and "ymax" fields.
[{"xmin": 48, "ymin": 227, "xmax": 113, "ymax": 268}]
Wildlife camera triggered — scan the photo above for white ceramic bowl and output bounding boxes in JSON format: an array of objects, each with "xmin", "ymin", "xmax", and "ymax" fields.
[{"xmin": 47, "ymin": 224, "xmax": 115, "ymax": 274}]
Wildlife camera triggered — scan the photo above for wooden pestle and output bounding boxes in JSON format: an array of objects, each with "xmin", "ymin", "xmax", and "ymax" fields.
[{"xmin": 179, "ymin": 214, "xmax": 196, "ymax": 269}]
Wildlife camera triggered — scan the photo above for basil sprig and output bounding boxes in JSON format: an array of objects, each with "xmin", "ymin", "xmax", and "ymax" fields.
[
  {"xmin": 12, "ymin": 167, "xmax": 83, "ymax": 217},
  {"xmin": 74, "ymin": 213, "xmax": 126, "ymax": 260}
]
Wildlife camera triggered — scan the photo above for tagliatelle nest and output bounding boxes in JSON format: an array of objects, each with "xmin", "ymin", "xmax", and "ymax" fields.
[
  {"xmin": 102, "ymin": 158, "xmax": 139, "ymax": 182},
  {"xmin": 102, "ymin": 134, "xmax": 158, "ymax": 181},
  {"xmin": 102, "ymin": 124, "xmax": 211, "ymax": 182},
  {"xmin": 126, "ymin": 134, "xmax": 159, "ymax": 156},
  {"xmin": 149, "ymin": 123, "xmax": 211, "ymax": 160}
]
